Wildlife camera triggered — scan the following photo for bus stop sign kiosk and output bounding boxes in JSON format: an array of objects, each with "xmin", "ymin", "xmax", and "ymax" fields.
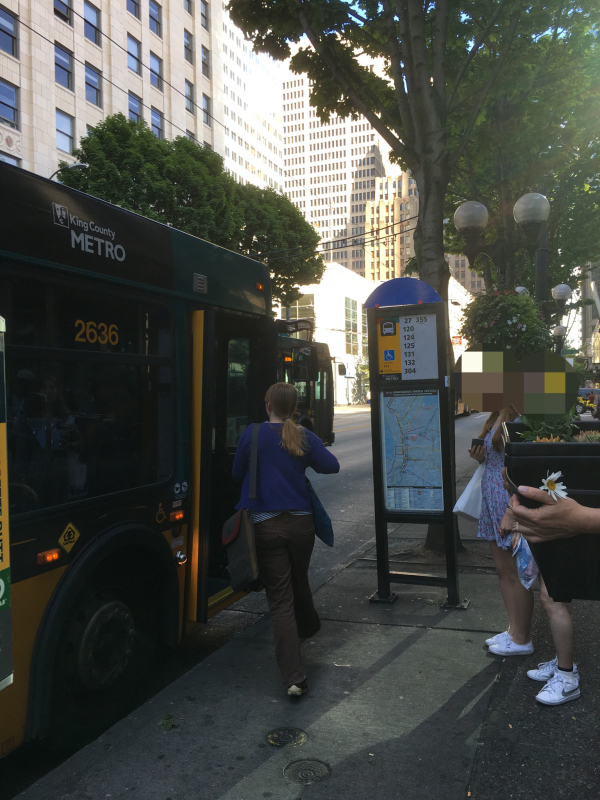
[
  {"xmin": 0, "ymin": 318, "xmax": 13, "ymax": 692},
  {"xmin": 366, "ymin": 282, "xmax": 465, "ymax": 608}
]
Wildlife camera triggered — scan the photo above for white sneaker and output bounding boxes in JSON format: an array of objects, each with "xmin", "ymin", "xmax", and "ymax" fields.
[
  {"xmin": 485, "ymin": 630, "xmax": 510, "ymax": 647},
  {"xmin": 527, "ymin": 657, "xmax": 579, "ymax": 682},
  {"xmin": 488, "ymin": 638, "xmax": 534, "ymax": 656},
  {"xmin": 536, "ymin": 671, "xmax": 580, "ymax": 706}
]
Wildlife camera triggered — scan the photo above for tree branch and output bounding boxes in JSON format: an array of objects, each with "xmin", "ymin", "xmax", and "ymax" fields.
[
  {"xmin": 432, "ymin": 0, "xmax": 449, "ymax": 107},
  {"xmin": 291, "ymin": 0, "xmax": 414, "ymax": 162},
  {"xmin": 447, "ymin": 0, "xmax": 509, "ymax": 112},
  {"xmin": 449, "ymin": 12, "xmax": 519, "ymax": 171},
  {"xmin": 380, "ymin": 0, "xmax": 415, "ymax": 146}
]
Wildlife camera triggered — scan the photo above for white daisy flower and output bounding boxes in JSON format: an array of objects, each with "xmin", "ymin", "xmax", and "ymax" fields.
[{"xmin": 539, "ymin": 471, "xmax": 568, "ymax": 501}]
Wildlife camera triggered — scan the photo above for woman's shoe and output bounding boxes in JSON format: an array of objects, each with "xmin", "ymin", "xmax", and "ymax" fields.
[
  {"xmin": 485, "ymin": 630, "xmax": 510, "ymax": 647},
  {"xmin": 287, "ymin": 679, "xmax": 308, "ymax": 697}
]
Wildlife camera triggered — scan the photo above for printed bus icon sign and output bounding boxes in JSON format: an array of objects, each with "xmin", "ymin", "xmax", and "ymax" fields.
[{"xmin": 384, "ymin": 349, "xmax": 395, "ymax": 362}]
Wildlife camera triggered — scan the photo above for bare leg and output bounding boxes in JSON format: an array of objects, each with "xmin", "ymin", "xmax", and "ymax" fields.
[
  {"xmin": 539, "ymin": 577, "xmax": 574, "ymax": 670},
  {"xmin": 489, "ymin": 542, "xmax": 534, "ymax": 645}
]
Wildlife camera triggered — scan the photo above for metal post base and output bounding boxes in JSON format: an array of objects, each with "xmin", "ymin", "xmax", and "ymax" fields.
[
  {"xmin": 441, "ymin": 597, "xmax": 470, "ymax": 610},
  {"xmin": 369, "ymin": 590, "xmax": 398, "ymax": 604}
]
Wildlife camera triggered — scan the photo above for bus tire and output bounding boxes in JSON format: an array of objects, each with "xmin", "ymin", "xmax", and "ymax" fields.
[
  {"xmin": 463, "ymin": 406, "xmax": 471, "ymax": 416},
  {"xmin": 49, "ymin": 556, "xmax": 159, "ymax": 746}
]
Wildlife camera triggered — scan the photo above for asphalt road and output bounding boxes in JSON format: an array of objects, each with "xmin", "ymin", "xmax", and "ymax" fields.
[{"xmin": 0, "ymin": 406, "xmax": 489, "ymax": 799}]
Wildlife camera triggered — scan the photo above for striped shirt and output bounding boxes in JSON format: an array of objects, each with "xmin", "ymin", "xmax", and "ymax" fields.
[{"xmin": 252, "ymin": 510, "xmax": 311, "ymax": 524}]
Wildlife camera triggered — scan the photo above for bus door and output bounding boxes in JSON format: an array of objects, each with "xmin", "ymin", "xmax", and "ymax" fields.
[
  {"xmin": 188, "ymin": 309, "xmax": 275, "ymax": 622},
  {"xmin": 0, "ymin": 317, "xmax": 12, "ymax": 694},
  {"xmin": 313, "ymin": 349, "xmax": 333, "ymax": 445}
]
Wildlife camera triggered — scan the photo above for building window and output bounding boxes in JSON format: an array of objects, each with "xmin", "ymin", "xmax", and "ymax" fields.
[
  {"xmin": 84, "ymin": 2, "xmax": 101, "ymax": 45},
  {"xmin": 345, "ymin": 297, "xmax": 358, "ymax": 355},
  {"xmin": 127, "ymin": 35, "xmax": 141, "ymax": 74},
  {"xmin": 128, "ymin": 92, "xmax": 142, "ymax": 122},
  {"xmin": 184, "ymin": 30, "xmax": 193, "ymax": 63},
  {"xmin": 149, "ymin": 0, "xmax": 161, "ymax": 37},
  {"xmin": 150, "ymin": 52, "xmax": 162, "ymax": 90},
  {"xmin": 0, "ymin": 79, "xmax": 18, "ymax": 129},
  {"xmin": 151, "ymin": 107, "xmax": 163, "ymax": 138},
  {"xmin": 54, "ymin": 0, "xmax": 72, "ymax": 25},
  {"xmin": 200, "ymin": 0, "xmax": 208, "ymax": 29},
  {"xmin": 202, "ymin": 94, "xmax": 211, "ymax": 126},
  {"xmin": 55, "ymin": 44, "xmax": 73, "ymax": 90},
  {"xmin": 185, "ymin": 80, "xmax": 194, "ymax": 113},
  {"xmin": 56, "ymin": 109, "xmax": 74, "ymax": 152},
  {"xmin": 127, "ymin": 0, "xmax": 140, "ymax": 18},
  {"xmin": 201, "ymin": 45, "xmax": 210, "ymax": 77},
  {"xmin": 0, "ymin": 8, "xmax": 18, "ymax": 58},
  {"xmin": 0, "ymin": 152, "xmax": 19, "ymax": 165},
  {"xmin": 85, "ymin": 64, "xmax": 101, "ymax": 106},
  {"xmin": 184, "ymin": 0, "xmax": 192, "ymax": 13},
  {"xmin": 186, "ymin": 130, "xmax": 195, "ymax": 141}
]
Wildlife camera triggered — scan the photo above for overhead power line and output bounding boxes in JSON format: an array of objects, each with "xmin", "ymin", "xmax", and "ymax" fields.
[{"xmin": 256, "ymin": 213, "xmax": 419, "ymax": 260}]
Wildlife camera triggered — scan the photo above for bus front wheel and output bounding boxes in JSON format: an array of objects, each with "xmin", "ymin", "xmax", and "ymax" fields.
[{"xmin": 50, "ymin": 561, "xmax": 159, "ymax": 745}]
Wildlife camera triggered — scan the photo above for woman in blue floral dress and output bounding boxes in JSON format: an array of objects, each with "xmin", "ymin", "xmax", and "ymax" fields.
[{"xmin": 469, "ymin": 405, "xmax": 534, "ymax": 656}]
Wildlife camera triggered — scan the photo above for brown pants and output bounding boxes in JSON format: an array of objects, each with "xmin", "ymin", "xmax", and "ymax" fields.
[{"xmin": 254, "ymin": 512, "xmax": 321, "ymax": 686}]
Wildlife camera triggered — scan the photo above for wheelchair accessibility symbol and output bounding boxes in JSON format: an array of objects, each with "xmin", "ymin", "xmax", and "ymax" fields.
[{"xmin": 384, "ymin": 349, "xmax": 395, "ymax": 362}]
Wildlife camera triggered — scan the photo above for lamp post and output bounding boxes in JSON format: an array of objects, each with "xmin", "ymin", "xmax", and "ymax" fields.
[
  {"xmin": 49, "ymin": 162, "xmax": 88, "ymax": 181},
  {"xmin": 551, "ymin": 283, "xmax": 573, "ymax": 355},
  {"xmin": 454, "ymin": 193, "xmax": 551, "ymax": 296}
]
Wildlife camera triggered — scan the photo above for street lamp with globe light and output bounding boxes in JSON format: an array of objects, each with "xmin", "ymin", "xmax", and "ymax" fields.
[
  {"xmin": 551, "ymin": 284, "xmax": 573, "ymax": 355},
  {"xmin": 454, "ymin": 192, "xmax": 551, "ymax": 295}
]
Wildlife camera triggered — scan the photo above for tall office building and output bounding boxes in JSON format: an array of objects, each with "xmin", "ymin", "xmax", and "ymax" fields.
[
  {"xmin": 446, "ymin": 253, "xmax": 484, "ymax": 294},
  {"xmin": 0, "ymin": 0, "xmax": 283, "ymax": 188},
  {"xmin": 282, "ymin": 71, "xmax": 421, "ymax": 280}
]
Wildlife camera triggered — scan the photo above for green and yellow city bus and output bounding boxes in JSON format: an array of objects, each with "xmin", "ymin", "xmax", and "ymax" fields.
[{"xmin": 0, "ymin": 163, "xmax": 314, "ymax": 754}]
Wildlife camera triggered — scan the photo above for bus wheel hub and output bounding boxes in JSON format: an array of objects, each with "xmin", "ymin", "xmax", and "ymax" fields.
[{"xmin": 77, "ymin": 600, "xmax": 136, "ymax": 691}]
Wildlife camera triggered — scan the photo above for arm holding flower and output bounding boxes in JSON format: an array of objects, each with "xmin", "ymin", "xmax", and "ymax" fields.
[{"xmin": 511, "ymin": 488, "xmax": 600, "ymax": 543}]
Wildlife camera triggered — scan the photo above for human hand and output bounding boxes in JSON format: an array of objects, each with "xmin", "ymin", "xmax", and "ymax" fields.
[
  {"xmin": 499, "ymin": 507, "xmax": 514, "ymax": 537},
  {"xmin": 511, "ymin": 530, "xmax": 521, "ymax": 550},
  {"xmin": 501, "ymin": 467, "xmax": 511, "ymax": 493},
  {"xmin": 511, "ymin": 487, "xmax": 589, "ymax": 543},
  {"xmin": 468, "ymin": 445, "xmax": 485, "ymax": 463}
]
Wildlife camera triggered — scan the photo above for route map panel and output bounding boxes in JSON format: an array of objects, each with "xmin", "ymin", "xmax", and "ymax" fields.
[{"xmin": 381, "ymin": 389, "xmax": 443, "ymax": 513}]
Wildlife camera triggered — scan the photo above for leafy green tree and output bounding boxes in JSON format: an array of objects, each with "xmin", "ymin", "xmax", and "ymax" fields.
[
  {"xmin": 459, "ymin": 290, "xmax": 553, "ymax": 359},
  {"xmin": 58, "ymin": 114, "xmax": 323, "ymax": 305},
  {"xmin": 228, "ymin": 0, "xmax": 598, "ymax": 303},
  {"xmin": 444, "ymin": 23, "xmax": 600, "ymax": 297}
]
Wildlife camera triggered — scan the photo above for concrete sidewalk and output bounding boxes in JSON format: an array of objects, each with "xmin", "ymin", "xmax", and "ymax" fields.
[{"xmin": 16, "ymin": 525, "xmax": 600, "ymax": 800}]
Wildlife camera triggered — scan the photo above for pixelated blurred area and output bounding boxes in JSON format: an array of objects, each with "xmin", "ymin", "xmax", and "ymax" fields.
[{"xmin": 452, "ymin": 344, "xmax": 579, "ymax": 417}]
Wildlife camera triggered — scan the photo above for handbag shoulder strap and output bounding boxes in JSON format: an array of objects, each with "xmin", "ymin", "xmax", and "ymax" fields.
[{"xmin": 248, "ymin": 422, "xmax": 260, "ymax": 502}]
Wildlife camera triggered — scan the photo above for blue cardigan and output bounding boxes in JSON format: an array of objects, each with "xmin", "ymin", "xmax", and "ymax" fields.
[{"xmin": 232, "ymin": 422, "xmax": 340, "ymax": 512}]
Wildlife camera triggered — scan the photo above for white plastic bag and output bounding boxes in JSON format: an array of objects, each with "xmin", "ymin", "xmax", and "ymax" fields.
[
  {"xmin": 513, "ymin": 535, "xmax": 539, "ymax": 590},
  {"xmin": 453, "ymin": 462, "xmax": 484, "ymax": 522}
]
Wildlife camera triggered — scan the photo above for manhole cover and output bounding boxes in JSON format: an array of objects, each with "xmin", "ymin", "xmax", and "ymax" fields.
[
  {"xmin": 266, "ymin": 728, "xmax": 308, "ymax": 748},
  {"xmin": 283, "ymin": 759, "xmax": 330, "ymax": 785}
]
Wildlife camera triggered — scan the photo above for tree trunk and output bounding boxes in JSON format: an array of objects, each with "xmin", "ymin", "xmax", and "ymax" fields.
[{"xmin": 413, "ymin": 159, "xmax": 465, "ymax": 555}]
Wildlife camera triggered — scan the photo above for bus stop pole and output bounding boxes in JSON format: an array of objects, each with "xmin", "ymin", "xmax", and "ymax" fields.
[{"xmin": 367, "ymin": 308, "xmax": 396, "ymax": 603}]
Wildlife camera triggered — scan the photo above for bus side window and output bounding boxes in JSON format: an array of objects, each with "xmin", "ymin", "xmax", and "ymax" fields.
[
  {"xmin": 315, "ymin": 370, "xmax": 325, "ymax": 401},
  {"xmin": 226, "ymin": 338, "xmax": 250, "ymax": 448}
]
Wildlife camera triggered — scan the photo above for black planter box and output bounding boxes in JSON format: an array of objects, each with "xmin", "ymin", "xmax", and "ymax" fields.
[{"xmin": 502, "ymin": 420, "xmax": 600, "ymax": 602}]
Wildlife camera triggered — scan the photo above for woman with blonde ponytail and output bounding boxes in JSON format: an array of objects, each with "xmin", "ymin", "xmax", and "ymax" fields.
[{"xmin": 233, "ymin": 382, "xmax": 339, "ymax": 697}]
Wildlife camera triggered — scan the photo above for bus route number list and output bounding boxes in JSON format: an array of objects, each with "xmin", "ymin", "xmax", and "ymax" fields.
[{"xmin": 379, "ymin": 313, "xmax": 438, "ymax": 380}]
